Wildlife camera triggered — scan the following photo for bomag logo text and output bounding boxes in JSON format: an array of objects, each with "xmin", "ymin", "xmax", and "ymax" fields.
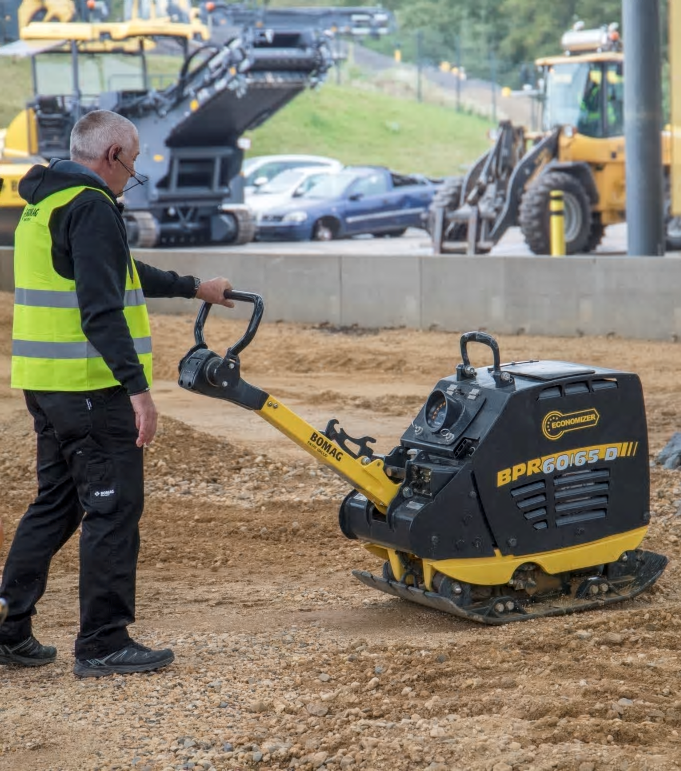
[
  {"xmin": 542, "ymin": 408, "xmax": 599, "ymax": 440},
  {"xmin": 309, "ymin": 431, "xmax": 343, "ymax": 462},
  {"xmin": 22, "ymin": 206, "xmax": 39, "ymax": 220}
]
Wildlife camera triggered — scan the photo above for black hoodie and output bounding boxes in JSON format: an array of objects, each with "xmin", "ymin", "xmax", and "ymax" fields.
[{"xmin": 18, "ymin": 161, "xmax": 198, "ymax": 395}]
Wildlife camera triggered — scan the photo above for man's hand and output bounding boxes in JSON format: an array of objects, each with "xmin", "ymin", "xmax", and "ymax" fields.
[
  {"xmin": 130, "ymin": 390, "xmax": 158, "ymax": 448},
  {"xmin": 195, "ymin": 277, "xmax": 235, "ymax": 308}
]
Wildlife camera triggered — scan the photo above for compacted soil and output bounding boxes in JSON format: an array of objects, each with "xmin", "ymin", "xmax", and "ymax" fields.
[{"xmin": 1, "ymin": 292, "xmax": 681, "ymax": 771}]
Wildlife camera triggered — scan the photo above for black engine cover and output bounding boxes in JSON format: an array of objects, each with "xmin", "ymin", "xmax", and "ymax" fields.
[{"xmin": 339, "ymin": 359, "xmax": 649, "ymax": 561}]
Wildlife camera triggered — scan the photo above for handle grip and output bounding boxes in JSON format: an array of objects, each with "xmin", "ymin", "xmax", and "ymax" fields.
[{"xmin": 193, "ymin": 290, "xmax": 264, "ymax": 357}]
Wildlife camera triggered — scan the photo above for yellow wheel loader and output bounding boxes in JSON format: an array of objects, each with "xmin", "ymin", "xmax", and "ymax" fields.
[{"xmin": 430, "ymin": 22, "xmax": 680, "ymax": 256}]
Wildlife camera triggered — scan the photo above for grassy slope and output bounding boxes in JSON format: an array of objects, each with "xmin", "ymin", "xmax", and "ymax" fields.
[
  {"xmin": 0, "ymin": 60, "xmax": 492, "ymax": 177},
  {"xmin": 246, "ymin": 83, "xmax": 492, "ymax": 178},
  {"xmin": 0, "ymin": 59, "xmax": 32, "ymax": 128}
]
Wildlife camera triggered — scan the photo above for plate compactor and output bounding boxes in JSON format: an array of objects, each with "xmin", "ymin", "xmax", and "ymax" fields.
[{"xmin": 178, "ymin": 292, "xmax": 668, "ymax": 625}]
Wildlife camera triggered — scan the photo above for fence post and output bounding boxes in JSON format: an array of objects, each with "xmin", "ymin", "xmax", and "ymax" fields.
[
  {"xmin": 416, "ymin": 30, "xmax": 423, "ymax": 102},
  {"xmin": 490, "ymin": 48, "xmax": 497, "ymax": 123},
  {"xmin": 335, "ymin": 34, "xmax": 342, "ymax": 85},
  {"xmin": 456, "ymin": 34, "xmax": 462, "ymax": 112},
  {"xmin": 550, "ymin": 190, "xmax": 566, "ymax": 256}
]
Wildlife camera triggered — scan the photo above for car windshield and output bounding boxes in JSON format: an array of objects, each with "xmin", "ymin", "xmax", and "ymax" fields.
[
  {"xmin": 301, "ymin": 171, "xmax": 356, "ymax": 199},
  {"xmin": 255, "ymin": 169, "xmax": 308, "ymax": 195}
]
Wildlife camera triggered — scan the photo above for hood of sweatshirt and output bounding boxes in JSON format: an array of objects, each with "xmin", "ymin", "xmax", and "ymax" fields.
[{"xmin": 18, "ymin": 159, "xmax": 116, "ymax": 205}]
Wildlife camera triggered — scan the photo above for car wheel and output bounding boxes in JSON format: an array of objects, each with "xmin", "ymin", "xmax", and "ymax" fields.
[{"xmin": 313, "ymin": 218, "xmax": 337, "ymax": 241}]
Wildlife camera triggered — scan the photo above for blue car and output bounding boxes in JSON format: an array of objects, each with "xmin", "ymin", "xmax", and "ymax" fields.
[{"xmin": 255, "ymin": 166, "xmax": 438, "ymax": 241}]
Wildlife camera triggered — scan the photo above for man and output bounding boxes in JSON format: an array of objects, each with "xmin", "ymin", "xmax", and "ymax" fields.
[
  {"xmin": 0, "ymin": 110, "xmax": 235, "ymax": 677},
  {"xmin": 0, "ymin": 520, "xmax": 5, "ymax": 626}
]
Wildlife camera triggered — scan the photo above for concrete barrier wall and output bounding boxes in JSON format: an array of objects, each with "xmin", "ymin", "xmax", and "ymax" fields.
[{"xmin": 2, "ymin": 247, "xmax": 681, "ymax": 341}]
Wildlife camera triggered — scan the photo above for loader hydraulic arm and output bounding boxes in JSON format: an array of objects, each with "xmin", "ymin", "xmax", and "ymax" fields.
[{"xmin": 178, "ymin": 291, "xmax": 400, "ymax": 512}]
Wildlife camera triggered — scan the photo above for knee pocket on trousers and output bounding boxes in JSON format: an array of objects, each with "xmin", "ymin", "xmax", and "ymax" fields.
[
  {"xmin": 86, "ymin": 461, "xmax": 119, "ymax": 515},
  {"xmin": 72, "ymin": 436, "xmax": 118, "ymax": 515}
]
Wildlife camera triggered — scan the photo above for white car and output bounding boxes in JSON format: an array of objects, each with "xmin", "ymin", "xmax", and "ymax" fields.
[
  {"xmin": 242, "ymin": 154, "xmax": 343, "ymax": 195},
  {"xmin": 246, "ymin": 167, "xmax": 338, "ymax": 216}
]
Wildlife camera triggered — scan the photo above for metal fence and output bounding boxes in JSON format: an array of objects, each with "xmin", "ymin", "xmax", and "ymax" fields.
[{"xmin": 341, "ymin": 42, "xmax": 538, "ymax": 129}]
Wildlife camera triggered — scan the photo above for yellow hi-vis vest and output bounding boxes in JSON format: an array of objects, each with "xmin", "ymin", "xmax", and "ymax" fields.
[{"xmin": 11, "ymin": 185, "xmax": 152, "ymax": 392}]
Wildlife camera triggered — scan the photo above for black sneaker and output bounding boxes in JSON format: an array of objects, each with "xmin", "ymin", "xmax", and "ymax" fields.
[
  {"xmin": 73, "ymin": 641, "xmax": 174, "ymax": 678},
  {"xmin": 0, "ymin": 636, "xmax": 57, "ymax": 667}
]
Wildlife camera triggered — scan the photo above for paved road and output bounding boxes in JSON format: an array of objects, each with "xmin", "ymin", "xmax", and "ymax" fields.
[{"xmin": 234, "ymin": 223, "xmax": 629, "ymax": 257}]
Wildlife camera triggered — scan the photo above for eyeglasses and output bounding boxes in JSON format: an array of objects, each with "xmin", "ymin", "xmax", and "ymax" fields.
[{"xmin": 115, "ymin": 156, "xmax": 149, "ymax": 193}]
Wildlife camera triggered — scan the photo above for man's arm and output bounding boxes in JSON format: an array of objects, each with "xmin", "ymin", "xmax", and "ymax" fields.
[
  {"xmin": 69, "ymin": 200, "xmax": 148, "ymax": 395},
  {"xmin": 134, "ymin": 260, "xmax": 237, "ymax": 307},
  {"xmin": 134, "ymin": 259, "xmax": 198, "ymax": 299}
]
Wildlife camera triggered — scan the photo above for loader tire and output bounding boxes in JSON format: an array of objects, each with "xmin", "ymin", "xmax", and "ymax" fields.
[
  {"xmin": 427, "ymin": 176, "xmax": 466, "ymax": 239},
  {"xmin": 519, "ymin": 171, "xmax": 592, "ymax": 255},
  {"xmin": 664, "ymin": 176, "xmax": 681, "ymax": 251},
  {"xmin": 666, "ymin": 217, "xmax": 681, "ymax": 252},
  {"xmin": 585, "ymin": 212, "xmax": 605, "ymax": 253}
]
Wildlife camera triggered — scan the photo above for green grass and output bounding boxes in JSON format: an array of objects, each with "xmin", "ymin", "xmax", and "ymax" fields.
[
  {"xmin": 246, "ymin": 83, "xmax": 492, "ymax": 177},
  {"xmin": 0, "ymin": 58, "xmax": 493, "ymax": 177},
  {"xmin": 0, "ymin": 59, "xmax": 32, "ymax": 128}
]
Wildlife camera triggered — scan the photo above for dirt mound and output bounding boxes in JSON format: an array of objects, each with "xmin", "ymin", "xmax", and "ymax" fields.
[{"xmin": 0, "ymin": 408, "xmax": 349, "ymax": 576}]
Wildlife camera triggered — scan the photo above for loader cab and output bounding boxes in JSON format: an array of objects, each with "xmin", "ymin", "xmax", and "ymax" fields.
[
  {"xmin": 537, "ymin": 22, "xmax": 624, "ymax": 141},
  {"xmin": 540, "ymin": 58, "xmax": 624, "ymax": 140},
  {"xmin": 28, "ymin": 40, "xmax": 154, "ymax": 157}
]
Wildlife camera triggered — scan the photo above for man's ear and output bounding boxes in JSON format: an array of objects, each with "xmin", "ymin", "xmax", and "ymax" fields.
[{"xmin": 108, "ymin": 145, "xmax": 122, "ymax": 164}]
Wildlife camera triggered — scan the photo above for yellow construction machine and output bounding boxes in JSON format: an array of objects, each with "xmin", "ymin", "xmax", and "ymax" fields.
[
  {"xmin": 0, "ymin": 12, "xmax": 332, "ymax": 246},
  {"xmin": 1, "ymin": 0, "xmax": 110, "ymax": 43},
  {"xmin": 430, "ymin": 22, "xmax": 681, "ymax": 255}
]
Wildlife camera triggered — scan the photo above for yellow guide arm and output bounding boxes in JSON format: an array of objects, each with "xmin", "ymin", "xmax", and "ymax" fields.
[
  {"xmin": 257, "ymin": 397, "xmax": 400, "ymax": 512},
  {"xmin": 178, "ymin": 290, "xmax": 401, "ymax": 513}
]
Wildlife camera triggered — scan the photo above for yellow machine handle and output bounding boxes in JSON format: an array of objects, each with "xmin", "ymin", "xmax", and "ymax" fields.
[{"xmin": 178, "ymin": 291, "xmax": 401, "ymax": 512}]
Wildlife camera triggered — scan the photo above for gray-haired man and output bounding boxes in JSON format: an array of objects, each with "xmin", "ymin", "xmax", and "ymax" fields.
[{"xmin": 0, "ymin": 110, "xmax": 233, "ymax": 676}]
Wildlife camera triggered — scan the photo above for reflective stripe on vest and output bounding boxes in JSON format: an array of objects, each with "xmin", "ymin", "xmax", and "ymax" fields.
[
  {"xmin": 14, "ymin": 287, "xmax": 147, "ymax": 309},
  {"xmin": 12, "ymin": 337, "xmax": 153, "ymax": 359},
  {"xmin": 11, "ymin": 185, "xmax": 152, "ymax": 392}
]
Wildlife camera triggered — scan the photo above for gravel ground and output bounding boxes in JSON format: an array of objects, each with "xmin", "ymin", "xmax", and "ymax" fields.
[{"xmin": 1, "ymin": 296, "xmax": 681, "ymax": 771}]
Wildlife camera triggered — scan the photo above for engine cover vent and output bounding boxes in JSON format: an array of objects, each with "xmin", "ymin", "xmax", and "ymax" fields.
[{"xmin": 511, "ymin": 468, "xmax": 610, "ymax": 533}]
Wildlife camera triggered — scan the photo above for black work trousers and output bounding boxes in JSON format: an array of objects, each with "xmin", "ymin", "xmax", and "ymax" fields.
[{"xmin": 0, "ymin": 386, "xmax": 144, "ymax": 659}]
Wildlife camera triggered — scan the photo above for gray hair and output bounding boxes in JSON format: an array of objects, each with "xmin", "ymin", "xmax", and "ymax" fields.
[{"xmin": 70, "ymin": 110, "xmax": 137, "ymax": 163}]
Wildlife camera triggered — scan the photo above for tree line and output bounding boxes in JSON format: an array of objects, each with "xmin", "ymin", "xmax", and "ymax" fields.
[{"xmin": 332, "ymin": 0, "xmax": 667, "ymax": 87}]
